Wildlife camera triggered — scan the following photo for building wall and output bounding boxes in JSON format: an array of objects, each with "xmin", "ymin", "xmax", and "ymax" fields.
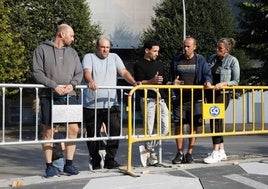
[
  {"xmin": 87, "ymin": 0, "xmax": 242, "ymax": 49},
  {"xmin": 87, "ymin": 0, "xmax": 160, "ymax": 49}
]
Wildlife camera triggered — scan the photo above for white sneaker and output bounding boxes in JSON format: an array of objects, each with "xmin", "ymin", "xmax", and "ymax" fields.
[
  {"xmin": 203, "ymin": 150, "xmax": 221, "ymax": 164},
  {"xmin": 148, "ymin": 152, "xmax": 158, "ymax": 166},
  {"xmin": 139, "ymin": 145, "xmax": 150, "ymax": 167},
  {"xmin": 219, "ymin": 149, "xmax": 227, "ymax": 161}
]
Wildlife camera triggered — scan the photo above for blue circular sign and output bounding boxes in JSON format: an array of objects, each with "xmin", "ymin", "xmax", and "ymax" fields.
[{"xmin": 209, "ymin": 106, "xmax": 220, "ymax": 117}]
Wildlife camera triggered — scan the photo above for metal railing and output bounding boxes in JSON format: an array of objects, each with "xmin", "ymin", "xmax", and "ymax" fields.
[
  {"xmin": 123, "ymin": 84, "xmax": 268, "ymax": 175},
  {"xmin": 0, "ymin": 84, "xmax": 135, "ymax": 145},
  {"xmin": 1, "ymin": 83, "xmax": 268, "ymax": 176}
]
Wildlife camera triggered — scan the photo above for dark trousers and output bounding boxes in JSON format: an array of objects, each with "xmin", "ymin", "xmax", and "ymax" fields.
[
  {"xmin": 206, "ymin": 91, "xmax": 230, "ymax": 145},
  {"xmin": 83, "ymin": 106, "xmax": 121, "ymax": 164}
]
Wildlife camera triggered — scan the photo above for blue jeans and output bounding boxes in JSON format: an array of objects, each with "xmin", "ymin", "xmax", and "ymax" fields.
[{"xmin": 52, "ymin": 158, "xmax": 65, "ymax": 174}]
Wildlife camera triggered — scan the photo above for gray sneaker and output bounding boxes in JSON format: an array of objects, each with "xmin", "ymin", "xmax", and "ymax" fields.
[{"xmin": 148, "ymin": 152, "xmax": 158, "ymax": 166}]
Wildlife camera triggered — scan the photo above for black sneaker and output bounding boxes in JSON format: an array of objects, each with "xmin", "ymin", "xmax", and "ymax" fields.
[
  {"xmin": 64, "ymin": 165, "xmax": 79, "ymax": 175},
  {"xmin": 172, "ymin": 153, "xmax": 184, "ymax": 164},
  {"xmin": 185, "ymin": 153, "xmax": 194, "ymax": 163},
  {"xmin": 45, "ymin": 165, "xmax": 58, "ymax": 178},
  {"xmin": 93, "ymin": 163, "xmax": 101, "ymax": 170},
  {"xmin": 104, "ymin": 160, "xmax": 120, "ymax": 169}
]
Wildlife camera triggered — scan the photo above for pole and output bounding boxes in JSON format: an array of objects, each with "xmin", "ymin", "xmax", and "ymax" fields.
[
  {"xmin": 182, "ymin": 0, "xmax": 186, "ymax": 41},
  {"xmin": 182, "ymin": 0, "xmax": 188, "ymax": 153}
]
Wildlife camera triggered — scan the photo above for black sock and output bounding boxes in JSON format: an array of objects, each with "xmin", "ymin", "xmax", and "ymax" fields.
[
  {"xmin": 65, "ymin": 159, "xmax": 73, "ymax": 166},
  {"xmin": 46, "ymin": 162, "xmax": 52, "ymax": 168}
]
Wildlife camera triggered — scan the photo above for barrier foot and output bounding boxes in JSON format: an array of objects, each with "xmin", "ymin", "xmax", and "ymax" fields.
[
  {"xmin": 153, "ymin": 163, "xmax": 172, "ymax": 168},
  {"xmin": 118, "ymin": 168, "xmax": 140, "ymax": 177}
]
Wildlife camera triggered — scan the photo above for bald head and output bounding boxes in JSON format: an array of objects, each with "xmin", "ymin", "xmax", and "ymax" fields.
[
  {"xmin": 183, "ymin": 37, "xmax": 197, "ymax": 59},
  {"xmin": 95, "ymin": 37, "xmax": 111, "ymax": 59},
  {"xmin": 54, "ymin": 24, "xmax": 74, "ymax": 48},
  {"xmin": 184, "ymin": 37, "xmax": 196, "ymax": 46},
  {"xmin": 96, "ymin": 37, "xmax": 110, "ymax": 47},
  {"xmin": 56, "ymin": 24, "xmax": 73, "ymax": 36}
]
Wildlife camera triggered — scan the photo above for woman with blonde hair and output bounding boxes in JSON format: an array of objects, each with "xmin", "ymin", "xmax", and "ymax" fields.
[{"xmin": 204, "ymin": 38, "xmax": 240, "ymax": 164}]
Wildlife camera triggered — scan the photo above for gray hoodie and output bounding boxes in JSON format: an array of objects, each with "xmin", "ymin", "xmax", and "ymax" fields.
[{"xmin": 32, "ymin": 40, "xmax": 83, "ymax": 97}]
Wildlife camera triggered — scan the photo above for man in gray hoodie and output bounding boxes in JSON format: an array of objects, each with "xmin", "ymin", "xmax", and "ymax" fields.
[{"xmin": 32, "ymin": 24, "xmax": 83, "ymax": 177}]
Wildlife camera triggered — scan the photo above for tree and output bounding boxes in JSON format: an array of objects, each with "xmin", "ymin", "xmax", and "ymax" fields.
[
  {"xmin": 237, "ymin": 0, "xmax": 268, "ymax": 81},
  {"xmin": 140, "ymin": 0, "xmax": 249, "ymax": 80},
  {"xmin": 4, "ymin": 0, "xmax": 102, "ymax": 83},
  {"xmin": 0, "ymin": 0, "xmax": 27, "ymax": 85}
]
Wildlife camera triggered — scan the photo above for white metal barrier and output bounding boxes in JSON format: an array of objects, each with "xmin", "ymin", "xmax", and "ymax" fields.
[{"xmin": 0, "ymin": 84, "xmax": 136, "ymax": 145}]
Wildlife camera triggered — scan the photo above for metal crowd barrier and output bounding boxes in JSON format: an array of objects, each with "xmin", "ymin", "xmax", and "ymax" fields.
[
  {"xmin": 123, "ymin": 84, "xmax": 268, "ymax": 176},
  {"xmin": 0, "ymin": 84, "xmax": 134, "ymax": 145},
  {"xmin": 1, "ymin": 83, "xmax": 268, "ymax": 176}
]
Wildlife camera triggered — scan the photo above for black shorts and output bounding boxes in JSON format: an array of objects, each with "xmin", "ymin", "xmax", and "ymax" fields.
[
  {"xmin": 40, "ymin": 96, "xmax": 78, "ymax": 126},
  {"xmin": 172, "ymin": 100, "xmax": 202, "ymax": 127}
]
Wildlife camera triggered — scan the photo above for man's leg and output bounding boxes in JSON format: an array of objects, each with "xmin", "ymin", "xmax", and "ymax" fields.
[
  {"xmin": 138, "ymin": 98, "xmax": 150, "ymax": 166},
  {"xmin": 185, "ymin": 107, "xmax": 201, "ymax": 163},
  {"xmin": 104, "ymin": 106, "xmax": 121, "ymax": 169},
  {"xmin": 42, "ymin": 125, "xmax": 59, "ymax": 177},
  {"xmin": 187, "ymin": 125, "xmax": 197, "ymax": 155},
  {"xmin": 184, "ymin": 129, "xmax": 196, "ymax": 164},
  {"xmin": 40, "ymin": 97, "xmax": 58, "ymax": 177},
  {"xmin": 175, "ymin": 125, "xmax": 184, "ymax": 154},
  {"xmin": 139, "ymin": 98, "xmax": 158, "ymax": 166},
  {"xmin": 172, "ymin": 125, "xmax": 185, "ymax": 164},
  {"xmin": 84, "ymin": 108, "xmax": 101, "ymax": 170},
  {"xmin": 160, "ymin": 100, "xmax": 169, "ymax": 136},
  {"xmin": 172, "ymin": 99, "xmax": 185, "ymax": 164},
  {"xmin": 146, "ymin": 99, "xmax": 156, "ymax": 136},
  {"xmin": 42, "ymin": 125, "xmax": 53, "ymax": 164},
  {"xmin": 145, "ymin": 99, "xmax": 156, "ymax": 152},
  {"xmin": 187, "ymin": 137, "xmax": 196, "ymax": 155},
  {"xmin": 146, "ymin": 99, "xmax": 158, "ymax": 165},
  {"xmin": 65, "ymin": 123, "xmax": 78, "ymax": 160},
  {"xmin": 63, "ymin": 123, "xmax": 79, "ymax": 175}
]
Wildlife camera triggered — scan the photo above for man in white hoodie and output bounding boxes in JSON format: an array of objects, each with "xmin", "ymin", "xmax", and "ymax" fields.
[{"xmin": 32, "ymin": 24, "xmax": 83, "ymax": 177}]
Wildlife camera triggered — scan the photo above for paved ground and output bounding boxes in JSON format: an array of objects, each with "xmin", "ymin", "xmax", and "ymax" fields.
[{"xmin": 0, "ymin": 135, "xmax": 268, "ymax": 189}]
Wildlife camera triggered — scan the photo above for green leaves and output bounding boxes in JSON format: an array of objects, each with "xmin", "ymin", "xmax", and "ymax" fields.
[
  {"xmin": 0, "ymin": 0, "xmax": 26, "ymax": 84},
  {"xmin": 2, "ymin": 0, "xmax": 102, "ymax": 83},
  {"xmin": 237, "ymin": 0, "xmax": 268, "ymax": 81},
  {"xmin": 141, "ymin": 0, "xmax": 239, "ymax": 78}
]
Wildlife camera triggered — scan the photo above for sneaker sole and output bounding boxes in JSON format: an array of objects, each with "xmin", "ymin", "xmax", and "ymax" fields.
[
  {"xmin": 44, "ymin": 174, "xmax": 59, "ymax": 178},
  {"xmin": 172, "ymin": 159, "xmax": 185, "ymax": 164},
  {"xmin": 172, "ymin": 157, "xmax": 185, "ymax": 164},
  {"xmin": 172, "ymin": 161, "xmax": 181, "ymax": 164},
  {"xmin": 203, "ymin": 159, "xmax": 221, "ymax": 164},
  {"xmin": 148, "ymin": 158, "xmax": 158, "ymax": 166},
  {"xmin": 63, "ymin": 172, "xmax": 79, "ymax": 176}
]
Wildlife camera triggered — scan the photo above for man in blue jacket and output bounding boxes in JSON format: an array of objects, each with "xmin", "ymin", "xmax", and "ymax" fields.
[{"xmin": 169, "ymin": 37, "xmax": 212, "ymax": 164}]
